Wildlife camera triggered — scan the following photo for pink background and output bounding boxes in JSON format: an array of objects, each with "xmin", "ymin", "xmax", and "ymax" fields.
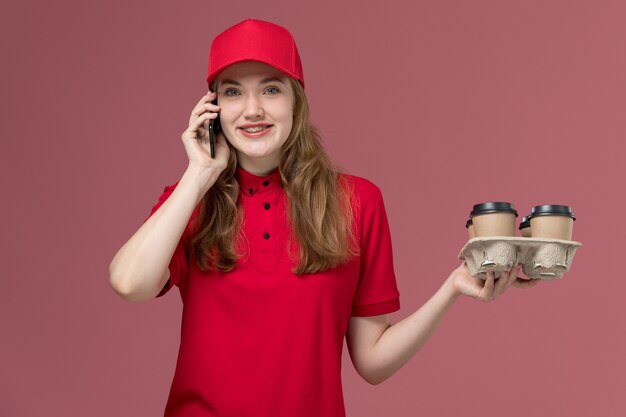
[{"xmin": 1, "ymin": 0, "xmax": 624, "ymax": 416}]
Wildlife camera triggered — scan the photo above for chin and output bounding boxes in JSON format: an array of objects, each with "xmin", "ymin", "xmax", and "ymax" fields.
[{"xmin": 235, "ymin": 145, "xmax": 269, "ymax": 156}]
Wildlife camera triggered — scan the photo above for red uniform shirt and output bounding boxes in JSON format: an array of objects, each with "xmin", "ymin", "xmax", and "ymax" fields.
[{"xmin": 144, "ymin": 166, "xmax": 400, "ymax": 417}]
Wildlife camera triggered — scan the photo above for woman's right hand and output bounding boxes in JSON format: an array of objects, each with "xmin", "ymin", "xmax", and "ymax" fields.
[{"xmin": 181, "ymin": 90, "xmax": 230, "ymax": 174}]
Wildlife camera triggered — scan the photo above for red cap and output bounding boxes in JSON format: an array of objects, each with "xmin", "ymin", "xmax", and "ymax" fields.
[{"xmin": 206, "ymin": 19, "xmax": 305, "ymax": 88}]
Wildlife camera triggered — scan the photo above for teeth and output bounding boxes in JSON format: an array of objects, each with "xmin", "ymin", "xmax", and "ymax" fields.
[{"xmin": 243, "ymin": 126, "xmax": 268, "ymax": 133}]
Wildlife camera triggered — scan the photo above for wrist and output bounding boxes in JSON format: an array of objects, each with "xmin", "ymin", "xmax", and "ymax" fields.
[
  {"xmin": 443, "ymin": 270, "xmax": 462, "ymax": 301},
  {"xmin": 181, "ymin": 165, "xmax": 219, "ymax": 197}
]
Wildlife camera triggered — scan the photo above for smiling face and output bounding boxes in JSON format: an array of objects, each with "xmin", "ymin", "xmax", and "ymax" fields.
[{"xmin": 215, "ymin": 61, "xmax": 295, "ymax": 175}]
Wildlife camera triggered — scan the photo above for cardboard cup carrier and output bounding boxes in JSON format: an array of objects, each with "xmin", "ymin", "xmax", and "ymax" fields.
[{"xmin": 460, "ymin": 203, "xmax": 581, "ymax": 280}]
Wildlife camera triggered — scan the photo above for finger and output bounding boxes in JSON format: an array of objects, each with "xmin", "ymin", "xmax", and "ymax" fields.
[
  {"xmin": 186, "ymin": 113, "xmax": 217, "ymax": 139},
  {"xmin": 191, "ymin": 102, "xmax": 221, "ymax": 119},
  {"xmin": 192, "ymin": 91, "xmax": 216, "ymax": 115},
  {"xmin": 507, "ymin": 264, "xmax": 522, "ymax": 286},
  {"xmin": 189, "ymin": 91, "xmax": 218, "ymax": 121},
  {"xmin": 480, "ymin": 271, "xmax": 495, "ymax": 302},
  {"xmin": 512, "ymin": 278, "xmax": 541, "ymax": 289},
  {"xmin": 492, "ymin": 270, "xmax": 509, "ymax": 299},
  {"xmin": 496, "ymin": 264, "xmax": 520, "ymax": 297},
  {"xmin": 196, "ymin": 90, "xmax": 216, "ymax": 106}
]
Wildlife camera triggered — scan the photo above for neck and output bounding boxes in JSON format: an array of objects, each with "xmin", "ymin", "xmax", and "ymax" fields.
[{"xmin": 237, "ymin": 153, "xmax": 279, "ymax": 176}]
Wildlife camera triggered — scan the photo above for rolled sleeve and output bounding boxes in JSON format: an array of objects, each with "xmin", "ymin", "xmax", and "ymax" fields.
[
  {"xmin": 143, "ymin": 182, "xmax": 191, "ymax": 297},
  {"xmin": 351, "ymin": 186, "xmax": 400, "ymax": 317}
]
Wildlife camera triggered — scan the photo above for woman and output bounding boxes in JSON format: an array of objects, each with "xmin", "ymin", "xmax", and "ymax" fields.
[{"xmin": 109, "ymin": 19, "xmax": 538, "ymax": 417}]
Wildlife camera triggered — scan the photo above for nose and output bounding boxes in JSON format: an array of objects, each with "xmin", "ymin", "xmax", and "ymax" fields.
[{"xmin": 243, "ymin": 94, "xmax": 264, "ymax": 119}]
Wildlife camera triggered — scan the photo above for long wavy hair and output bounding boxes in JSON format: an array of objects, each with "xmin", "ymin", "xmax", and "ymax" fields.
[{"xmin": 190, "ymin": 78, "xmax": 360, "ymax": 275}]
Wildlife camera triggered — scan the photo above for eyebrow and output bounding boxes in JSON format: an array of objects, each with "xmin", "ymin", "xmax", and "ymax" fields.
[{"xmin": 219, "ymin": 77, "xmax": 286, "ymax": 87}]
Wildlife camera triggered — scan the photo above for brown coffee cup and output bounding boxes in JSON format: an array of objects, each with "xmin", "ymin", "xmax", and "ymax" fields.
[
  {"xmin": 470, "ymin": 202, "xmax": 518, "ymax": 237},
  {"xmin": 529, "ymin": 205, "xmax": 576, "ymax": 240}
]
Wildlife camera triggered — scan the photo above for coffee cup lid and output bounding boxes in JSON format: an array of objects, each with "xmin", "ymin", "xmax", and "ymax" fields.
[
  {"xmin": 471, "ymin": 202, "xmax": 518, "ymax": 217},
  {"xmin": 529, "ymin": 205, "xmax": 576, "ymax": 220},
  {"xmin": 519, "ymin": 216, "xmax": 531, "ymax": 230}
]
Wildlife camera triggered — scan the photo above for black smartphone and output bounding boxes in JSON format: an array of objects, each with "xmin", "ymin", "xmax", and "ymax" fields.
[{"xmin": 208, "ymin": 97, "xmax": 221, "ymax": 158}]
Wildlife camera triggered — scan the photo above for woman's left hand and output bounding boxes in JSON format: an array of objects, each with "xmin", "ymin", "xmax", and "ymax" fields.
[{"xmin": 449, "ymin": 262, "xmax": 540, "ymax": 302}]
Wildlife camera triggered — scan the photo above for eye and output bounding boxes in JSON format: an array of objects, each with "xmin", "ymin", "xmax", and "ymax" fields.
[
  {"xmin": 224, "ymin": 88, "xmax": 240, "ymax": 97},
  {"xmin": 264, "ymin": 86, "xmax": 280, "ymax": 95}
]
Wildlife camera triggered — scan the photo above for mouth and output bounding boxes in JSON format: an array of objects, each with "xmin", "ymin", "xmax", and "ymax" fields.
[
  {"xmin": 238, "ymin": 123, "xmax": 274, "ymax": 138},
  {"xmin": 241, "ymin": 126, "xmax": 269, "ymax": 133}
]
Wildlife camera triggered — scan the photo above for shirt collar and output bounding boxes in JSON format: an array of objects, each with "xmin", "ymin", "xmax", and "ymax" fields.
[{"xmin": 236, "ymin": 165, "xmax": 283, "ymax": 196}]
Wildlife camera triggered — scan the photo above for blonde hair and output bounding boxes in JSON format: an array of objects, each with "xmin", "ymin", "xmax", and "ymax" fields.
[{"xmin": 191, "ymin": 78, "xmax": 359, "ymax": 274}]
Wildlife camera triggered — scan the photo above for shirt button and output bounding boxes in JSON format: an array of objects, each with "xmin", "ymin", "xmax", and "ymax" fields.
[
  {"xmin": 263, "ymin": 232, "xmax": 270, "ymax": 239},
  {"xmin": 264, "ymin": 203, "xmax": 270, "ymax": 210},
  {"xmin": 248, "ymin": 188, "xmax": 253, "ymax": 195},
  {"xmin": 262, "ymin": 180, "xmax": 270, "ymax": 186}
]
